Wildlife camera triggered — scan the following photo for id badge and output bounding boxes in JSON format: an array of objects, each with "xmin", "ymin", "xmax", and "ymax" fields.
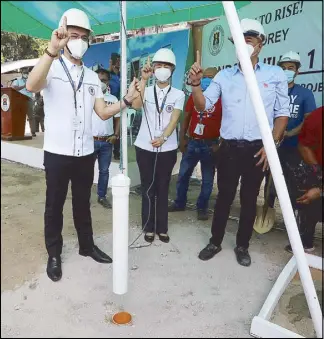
[
  {"xmin": 194, "ymin": 123, "xmax": 205, "ymax": 136},
  {"xmin": 72, "ymin": 116, "xmax": 80, "ymax": 131}
]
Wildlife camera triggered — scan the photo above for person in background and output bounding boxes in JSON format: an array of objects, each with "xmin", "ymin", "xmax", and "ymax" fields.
[
  {"xmin": 12, "ymin": 67, "xmax": 36, "ymax": 137},
  {"xmin": 285, "ymin": 106, "xmax": 323, "ymax": 253},
  {"xmin": 132, "ymin": 49, "xmax": 185, "ymax": 243},
  {"xmin": 169, "ymin": 67, "xmax": 222, "ymax": 221},
  {"xmin": 34, "ymin": 91, "xmax": 45, "ymax": 133},
  {"xmin": 109, "ymin": 52, "xmax": 121, "ymax": 160},
  {"xmin": 93, "ymin": 68, "xmax": 120, "ymax": 208},
  {"xmin": 265, "ymin": 51, "xmax": 317, "ymax": 209},
  {"xmin": 189, "ymin": 19, "xmax": 290, "ymax": 267},
  {"xmin": 26, "ymin": 8, "xmax": 140, "ymax": 282}
]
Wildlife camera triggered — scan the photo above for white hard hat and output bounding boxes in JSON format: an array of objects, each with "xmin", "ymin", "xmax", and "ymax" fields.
[
  {"xmin": 59, "ymin": 8, "xmax": 92, "ymax": 32},
  {"xmin": 278, "ymin": 51, "xmax": 301, "ymax": 67},
  {"xmin": 229, "ymin": 18, "xmax": 266, "ymax": 42},
  {"xmin": 152, "ymin": 48, "xmax": 176, "ymax": 67}
]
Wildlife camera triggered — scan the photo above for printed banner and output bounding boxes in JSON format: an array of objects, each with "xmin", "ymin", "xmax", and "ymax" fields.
[
  {"xmin": 83, "ymin": 29, "xmax": 189, "ymax": 92},
  {"xmin": 202, "ymin": 1, "xmax": 323, "ymax": 107}
]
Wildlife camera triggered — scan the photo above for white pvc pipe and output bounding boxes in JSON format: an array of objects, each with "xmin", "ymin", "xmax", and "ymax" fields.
[
  {"xmin": 221, "ymin": 2, "xmax": 323, "ymax": 338},
  {"xmin": 112, "ymin": 173, "xmax": 130, "ymax": 295},
  {"xmin": 120, "ymin": 0, "xmax": 128, "ymax": 175}
]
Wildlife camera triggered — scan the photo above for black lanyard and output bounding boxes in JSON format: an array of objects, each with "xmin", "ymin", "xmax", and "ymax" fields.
[
  {"xmin": 154, "ymin": 85, "xmax": 171, "ymax": 128},
  {"xmin": 59, "ymin": 57, "xmax": 85, "ymax": 113}
]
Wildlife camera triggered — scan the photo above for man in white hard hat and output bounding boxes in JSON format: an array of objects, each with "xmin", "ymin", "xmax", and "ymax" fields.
[
  {"xmin": 132, "ymin": 48, "xmax": 185, "ymax": 243},
  {"xmin": 26, "ymin": 8, "xmax": 140, "ymax": 282},
  {"xmin": 264, "ymin": 51, "xmax": 317, "ymax": 211},
  {"xmin": 188, "ymin": 18, "xmax": 290, "ymax": 267}
]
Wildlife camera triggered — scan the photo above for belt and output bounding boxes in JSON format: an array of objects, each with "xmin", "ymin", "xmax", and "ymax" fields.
[
  {"xmin": 94, "ymin": 135, "xmax": 111, "ymax": 142},
  {"xmin": 189, "ymin": 136, "xmax": 220, "ymax": 143},
  {"xmin": 222, "ymin": 139, "xmax": 263, "ymax": 148}
]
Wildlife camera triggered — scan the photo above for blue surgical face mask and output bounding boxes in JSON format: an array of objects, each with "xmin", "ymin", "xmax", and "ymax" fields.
[
  {"xmin": 284, "ymin": 70, "xmax": 296, "ymax": 84},
  {"xmin": 201, "ymin": 77, "xmax": 212, "ymax": 91}
]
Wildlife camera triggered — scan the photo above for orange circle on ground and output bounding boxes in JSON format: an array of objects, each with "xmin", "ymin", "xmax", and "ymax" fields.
[{"xmin": 112, "ymin": 312, "xmax": 132, "ymax": 325}]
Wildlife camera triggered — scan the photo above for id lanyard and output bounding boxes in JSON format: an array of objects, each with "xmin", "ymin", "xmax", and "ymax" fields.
[
  {"xmin": 153, "ymin": 85, "xmax": 171, "ymax": 130},
  {"xmin": 59, "ymin": 57, "xmax": 85, "ymax": 115},
  {"xmin": 198, "ymin": 109, "xmax": 211, "ymax": 124}
]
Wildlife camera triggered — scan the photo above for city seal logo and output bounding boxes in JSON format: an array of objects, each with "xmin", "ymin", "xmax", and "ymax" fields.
[
  {"xmin": 165, "ymin": 104, "xmax": 174, "ymax": 113},
  {"xmin": 182, "ymin": 69, "xmax": 192, "ymax": 97},
  {"xmin": 1, "ymin": 94, "xmax": 10, "ymax": 112},
  {"xmin": 88, "ymin": 86, "xmax": 95, "ymax": 96},
  {"xmin": 208, "ymin": 25, "xmax": 225, "ymax": 56}
]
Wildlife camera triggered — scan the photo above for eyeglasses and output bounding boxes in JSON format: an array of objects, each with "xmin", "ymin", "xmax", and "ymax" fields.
[{"xmin": 243, "ymin": 32, "xmax": 260, "ymax": 39}]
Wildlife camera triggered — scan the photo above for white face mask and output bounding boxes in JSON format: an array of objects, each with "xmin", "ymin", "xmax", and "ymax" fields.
[
  {"xmin": 67, "ymin": 39, "xmax": 88, "ymax": 60},
  {"xmin": 154, "ymin": 68, "xmax": 172, "ymax": 83},
  {"xmin": 101, "ymin": 82, "xmax": 107, "ymax": 93}
]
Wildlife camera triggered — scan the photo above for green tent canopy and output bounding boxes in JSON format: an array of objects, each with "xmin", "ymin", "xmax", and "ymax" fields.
[{"xmin": 1, "ymin": 1, "xmax": 250, "ymax": 39}]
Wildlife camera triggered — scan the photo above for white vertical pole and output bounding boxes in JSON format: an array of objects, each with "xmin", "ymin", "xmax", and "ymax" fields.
[
  {"xmin": 112, "ymin": 0, "xmax": 130, "ymax": 296},
  {"xmin": 112, "ymin": 173, "xmax": 130, "ymax": 295},
  {"xmin": 120, "ymin": 0, "xmax": 128, "ymax": 175},
  {"xmin": 221, "ymin": 2, "xmax": 322, "ymax": 338}
]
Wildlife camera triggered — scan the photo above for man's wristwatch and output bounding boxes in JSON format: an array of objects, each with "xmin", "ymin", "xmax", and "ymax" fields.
[{"xmin": 162, "ymin": 135, "xmax": 168, "ymax": 143}]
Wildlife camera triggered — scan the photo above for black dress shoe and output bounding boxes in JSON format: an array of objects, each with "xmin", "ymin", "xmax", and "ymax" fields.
[
  {"xmin": 158, "ymin": 233, "xmax": 170, "ymax": 243},
  {"xmin": 168, "ymin": 203, "xmax": 185, "ymax": 212},
  {"xmin": 98, "ymin": 197, "xmax": 112, "ymax": 209},
  {"xmin": 198, "ymin": 243, "xmax": 222, "ymax": 261},
  {"xmin": 79, "ymin": 245, "xmax": 112, "ymax": 264},
  {"xmin": 234, "ymin": 247, "xmax": 251, "ymax": 267},
  {"xmin": 46, "ymin": 256, "xmax": 62, "ymax": 282},
  {"xmin": 197, "ymin": 209, "xmax": 209, "ymax": 221},
  {"xmin": 144, "ymin": 233, "xmax": 155, "ymax": 243}
]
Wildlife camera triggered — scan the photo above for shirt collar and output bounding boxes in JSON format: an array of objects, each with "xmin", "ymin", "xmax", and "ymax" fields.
[
  {"xmin": 233, "ymin": 61, "xmax": 262, "ymax": 74},
  {"xmin": 155, "ymin": 84, "xmax": 171, "ymax": 94},
  {"xmin": 61, "ymin": 54, "xmax": 83, "ymax": 71}
]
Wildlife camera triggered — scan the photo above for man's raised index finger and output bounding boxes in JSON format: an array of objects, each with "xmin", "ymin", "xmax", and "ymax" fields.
[{"xmin": 63, "ymin": 16, "xmax": 68, "ymax": 28}]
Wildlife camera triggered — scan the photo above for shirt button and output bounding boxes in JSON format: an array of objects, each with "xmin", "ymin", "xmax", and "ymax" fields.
[{"xmin": 79, "ymin": 106, "xmax": 82, "ymax": 108}]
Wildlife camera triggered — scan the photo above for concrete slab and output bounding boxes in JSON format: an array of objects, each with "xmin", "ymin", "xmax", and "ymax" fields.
[{"xmin": 1, "ymin": 160, "xmax": 322, "ymax": 338}]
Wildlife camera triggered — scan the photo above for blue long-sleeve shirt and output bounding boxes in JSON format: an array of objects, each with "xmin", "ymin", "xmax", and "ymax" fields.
[{"xmin": 203, "ymin": 62, "xmax": 290, "ymax": 141}]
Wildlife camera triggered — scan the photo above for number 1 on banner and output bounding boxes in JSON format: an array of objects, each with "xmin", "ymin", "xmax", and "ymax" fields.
[{"xmin": 308, "ymin": 49, "xmax": 315, "ymax": 69}]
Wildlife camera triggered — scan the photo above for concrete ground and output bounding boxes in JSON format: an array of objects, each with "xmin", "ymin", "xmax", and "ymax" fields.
[{"xmin": 1, "ymin": 159, "xmax": 322, "ymax": 338}]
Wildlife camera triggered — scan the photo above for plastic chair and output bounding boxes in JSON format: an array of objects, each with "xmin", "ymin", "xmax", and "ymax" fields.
[{"xmin": 127, "ymin": 109, "xmax": 136, "ymax": 145}]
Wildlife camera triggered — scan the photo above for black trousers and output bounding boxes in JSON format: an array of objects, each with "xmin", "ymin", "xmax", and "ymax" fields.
[
  {"xmin": 265, "ymin": 146, "xmax": 302, "ymax": 208},
  {"xmin": 113, "ymin": 118, "xmax": 120, "ymax": 158},
  {"xmin": 136, "ymin": 146, "xmax": 177, "ymax": 234},
  {"xmin": 210, "ymin": 140, "xmax": 265, "ymax": 249},
  {"xmin": 299, "ymin": 197, "xmax": 323, "ymax": 248},
  {"xmin": 113, "ymin": 139, "xmax": 120, "ymax": 158},
  {"xmin": 44, "ymin": 151, "xmax": 95, "ymax": 257}
]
